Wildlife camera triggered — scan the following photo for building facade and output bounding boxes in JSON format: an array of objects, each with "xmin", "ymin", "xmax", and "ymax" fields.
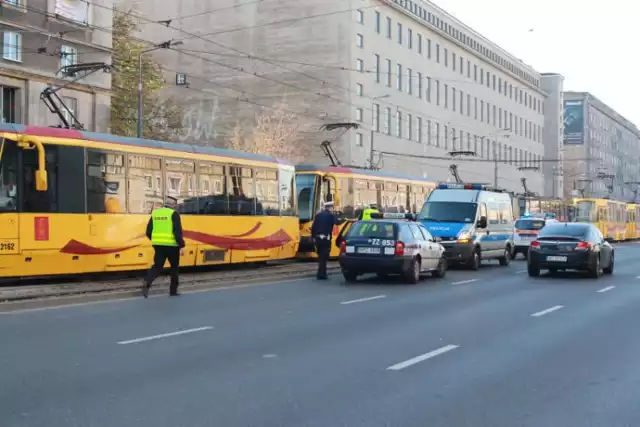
[
  {"xmin": 0, "ymin": 0, "xmax": 112, "ymax": 131},
  {"xmin": 562, "ymin": 92, "xmax": 640, "ymax": 201},
  {"xmin": 540, "ymin": 73, "xmax": 564, "ymax": 199},
  {"xmin": 131, "ymin": 0, "xmax": 549, "ymax": 194}
]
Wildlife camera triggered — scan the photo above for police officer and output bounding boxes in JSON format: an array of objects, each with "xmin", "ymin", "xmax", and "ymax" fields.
[
  {"xmin": 142, "ymin": 196, "xmax": 185, "ymax": 297},
  {"xmin": 311, "ymin": 201, "xmax": 336, "ymax": 280},
  {"xmin": 359, "ymin": 203, "xmax": 380, "ymax": 220}
]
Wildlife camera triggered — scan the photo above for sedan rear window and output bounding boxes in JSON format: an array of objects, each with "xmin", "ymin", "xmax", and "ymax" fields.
[
  {"xmin": 348, "ymin": 222, "xmax": 396, "ymax": 239},
  {"xmin": 539, "ymin": 224, "xmax": 589, "ymax": 238},
  {"xmin": 515, "ymin": 219, "xmax": 545, "ymax": 230}
]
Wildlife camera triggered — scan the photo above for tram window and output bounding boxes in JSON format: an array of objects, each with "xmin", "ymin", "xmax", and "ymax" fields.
[
  {"xmin": 278, "ymin": 166, "xmax": 296, "ymax": 216},
  {"xmin": 87, "ymin": 149, "xmax": 126, "ymax": 213},
  {"xmin": 353, "ymin": 179, "xmax": 375, "ymax": 217},
  {"xmin": 254, "ymin": 168, "xmax": 278, "ymax": 216},
  {"xmin": 382, "ymin": 182, "xmax": 399, "ymax": 212},
  {"xmin": 295, "ymin": 174, "xmax": 317, "ymax": 221},
  {"xmin": 228, "ymin": 166, "xmax": 256, "ymax": 215},
  {"xmin": 199, "ymin": 162, "xmax": 227, "ymax": 215},
  {"xmin": 128, "ymin": 155, "xmax": 162, "ymax": 213},
  {"xmin": 337, "ymin": 177, "xmax": 354, "ymax": 218},
  {"xmin": 0, "ymin": 139, "xmax": 18, "ymax": 212},
  {"xmin": 23, "ymin": 146, "xmax": 58, "ymax": 213},
  {"xmin": 165, "ymin": 159, "xmax": 196, "ymax": 213}
]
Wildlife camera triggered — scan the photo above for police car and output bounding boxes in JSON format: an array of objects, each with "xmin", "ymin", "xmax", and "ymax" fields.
[
  {"xmin": 512, "ymin": 213, "xmax": 557, "ymax": 259},
  {"xmin": 337, "ymin": 213, "xmax": 447, "ymax": 284}
]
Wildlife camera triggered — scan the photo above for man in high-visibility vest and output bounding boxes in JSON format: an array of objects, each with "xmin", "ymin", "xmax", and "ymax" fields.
[
  {"xmin": 142, "ymin": 196, "xmax": 185, "ymax": 298},
  {"xmin": 359, "ymin": 203, "xmax": 380, "ymax": 220}
]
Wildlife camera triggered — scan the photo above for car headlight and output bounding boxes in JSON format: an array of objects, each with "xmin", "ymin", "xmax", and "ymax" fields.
[{"xmin": 457, "ymin": 231, "xmax": 472, "ymax": 243}]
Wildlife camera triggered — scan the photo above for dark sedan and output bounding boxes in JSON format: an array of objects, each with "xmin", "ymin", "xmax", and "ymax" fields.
[{"xmin": 527, "ymin": 222, "xmax": 614, "ymax": 278}]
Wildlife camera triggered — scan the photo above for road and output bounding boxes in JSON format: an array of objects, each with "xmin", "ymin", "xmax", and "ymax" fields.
[{"xmin": 3, "ymin": 244, "xmax": 640, "ymax": 426}]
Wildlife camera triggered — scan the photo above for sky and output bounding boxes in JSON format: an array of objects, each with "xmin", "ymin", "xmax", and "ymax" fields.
[{"xmin": 431, "ymin": 0, "xmax": 639, "ymax": 126}]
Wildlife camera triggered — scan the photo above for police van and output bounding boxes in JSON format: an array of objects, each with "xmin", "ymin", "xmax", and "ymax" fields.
[{"xmin": 418, "ymin": 183, "xmax": 515, "ymax": 270}]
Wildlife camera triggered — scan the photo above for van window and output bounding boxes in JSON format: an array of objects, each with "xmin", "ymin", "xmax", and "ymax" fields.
[
  {"xmin": 498, "ymin": 202, "xmax": 512, "ymax": 224},
  {"xmin": 487, "ymin": 202, "xmax": 499, "ymax": 224}
]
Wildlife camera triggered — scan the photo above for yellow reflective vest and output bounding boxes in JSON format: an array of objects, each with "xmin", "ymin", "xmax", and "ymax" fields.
[{"xmin": 150, "ymin": 207, "xmax": 178, "ymax": 246}]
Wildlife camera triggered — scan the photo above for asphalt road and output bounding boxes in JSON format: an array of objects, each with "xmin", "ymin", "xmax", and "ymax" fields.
[{"xmin": 4, "ymin": 244, "xmax": 640, "ymax": 426}]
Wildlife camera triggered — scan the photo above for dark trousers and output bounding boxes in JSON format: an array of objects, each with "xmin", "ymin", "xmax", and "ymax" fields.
[
  {"xmin": 145, "ymin": 245, "xmax": 180, "ymax": 294},
  {"xmin": 315, "ymin": 238, "xmax": 331, "ymax": 279}
]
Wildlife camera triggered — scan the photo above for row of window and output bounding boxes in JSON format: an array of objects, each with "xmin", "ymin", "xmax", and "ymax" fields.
[
  {"xmin": 357, "ymin": 9, "xmax": 543, "ymax": 115},
  {"xmin": 2, "ymin": 31, "xmax": 78, "ymax": 67},
  {"xmin": 356, "ymin": 108, "xmax": 543, "ymax": 168},
  {"xmin": 371, "ymin": 0, "xmax": 540, "ymax": 87}
]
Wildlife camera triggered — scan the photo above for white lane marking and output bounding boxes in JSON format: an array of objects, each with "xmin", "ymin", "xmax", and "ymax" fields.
[
  {"xmin": 531, "ymin": 305, "xmax": 564, "ymax": 317},
  {"xmin": 597, "ymin": 286, "xmax": 615, "ymax": 293},
  {"xmin": 340, "ymin": 295, "xmax": 386, "ymax": 305},
  {"xmin": 516, "ymin": 270, "xmax": 527, "ymax": 273},
  {"xmin": 451, "ymin": 279, "xmax": 477, "ymax": 285},
  {"xmin": 387, "ymin": 345, "xmax": 459, "ymax": 371},
  {"xmin": 117, "ymin": 326, "xmax": 213, "ymax": 345}
]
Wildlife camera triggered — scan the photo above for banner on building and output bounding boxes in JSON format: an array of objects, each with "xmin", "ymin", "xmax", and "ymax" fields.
[{"xmin": 563, "ymin": 100, "xmax": 584, "ymax": 144}]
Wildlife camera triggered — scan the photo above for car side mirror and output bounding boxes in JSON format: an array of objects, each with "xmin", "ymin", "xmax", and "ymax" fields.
[{"xmin": 476, "ymin": 216, "xmax": 487, "ymax": 228}]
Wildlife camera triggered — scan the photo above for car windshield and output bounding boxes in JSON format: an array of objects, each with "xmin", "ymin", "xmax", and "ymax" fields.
[
  {"xmin": 515, "ymin": 219, "xmax": 545, "ymax": 230},
  {"xmin": 295, "ymin": 174, "xmax": 316, "ymax": 222},
  {"xmin": 539, "ymin": 224, "xmax": 589, "ymax": 239},
  {"xmin": 348, "ymin": 222, "xmax": 395, "ymax": 239},
  {"xmin": 419, "ymin": 202, "xmax": 477, "ymax": 223}
]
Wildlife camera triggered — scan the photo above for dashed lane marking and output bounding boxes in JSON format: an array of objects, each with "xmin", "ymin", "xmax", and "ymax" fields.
[
  {"xmin": 387, "ymin": 345, "xmax": 459, "ymax": 371},
  {"xmin": 531, "ymin": 305, "xmax": 564, "ymax": 317}
]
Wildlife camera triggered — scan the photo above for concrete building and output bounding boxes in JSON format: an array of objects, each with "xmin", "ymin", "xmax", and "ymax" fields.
[
  {"xmin": 562, "ymin": 92, "xmax": 640, "ymax": 201},
  {"xmin": 131, "ymin": 0, "xmax": 549, "ymax": 194},
  {"xmin": 540, "ymin": 73, "xmax": 564, "ymax": 199},
  {"xmin": 0, "ymin": 0, "xmax": 112, "ymax": 131}
]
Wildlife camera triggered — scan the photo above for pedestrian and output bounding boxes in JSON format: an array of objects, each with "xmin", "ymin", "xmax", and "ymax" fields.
[
  {"xmin": 358, "ymin": 203, "xmax": 380, "ymax": 220},
  {"xmin": 311, "ymin": 201, "xmax": 336, "ymax": 280},
  {"xmin": 142, "ymin": 196, "xmax": 185, "ymax": 298}
]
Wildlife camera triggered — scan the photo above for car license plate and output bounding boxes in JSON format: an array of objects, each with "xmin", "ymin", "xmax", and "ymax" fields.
[
  {"xmin": 546, "ymin": 256, "xmax": 567, "ymax": 262},
  {"xmin": 520, "ymin": 235, "xmax": 535, "ymax": 240},
  {"xmin": 357, "ymin": 247, "xmax": 380, "ymax": 254}
]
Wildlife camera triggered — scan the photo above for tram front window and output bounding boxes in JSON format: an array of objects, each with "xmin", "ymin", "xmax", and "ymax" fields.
[
  {"xmin": 576, "ymin": 201, "xmax": 594, "ymax": 222},
  {"xmin": 295, "ymin": 174, "xmax": 317, "ymax": 222},
  {"xmin": 0, "ymin": 139, "xmax": 18, "ymax": 212}
]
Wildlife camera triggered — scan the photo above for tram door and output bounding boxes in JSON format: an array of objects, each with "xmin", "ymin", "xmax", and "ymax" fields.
[{"xmin": 0, "ymin": 139, "xmax": 19, "ymax": 256}]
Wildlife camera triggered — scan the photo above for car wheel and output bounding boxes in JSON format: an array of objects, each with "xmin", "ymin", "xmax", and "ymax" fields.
[
  {"xmin": 405, "ymin": 259, "xmax": 421, "ymax": 284},
  {"xmin": 468, "ymin": 249, "xmax": 481, "ymax": 270},
  {"xmin": 498, "ymin": 247, "xmax": 511, "ymax": 266},
  {"xmin": 433, "ymin": 257, "xmax": 447, "ymax": 278},
  {"xmin": 589, "ymin": 255, "xmax": 602, "ymax": 279},
  {"xmin": 603, "ymin": 252, "xmax": 614, "ymax": 275},
  {"xmin": 342, "ymin": 271, "xmax": 358, "ymax": 282},
  {"xmin": 527, "ymin": 263, "xmax": 540, "ymax": 277}
]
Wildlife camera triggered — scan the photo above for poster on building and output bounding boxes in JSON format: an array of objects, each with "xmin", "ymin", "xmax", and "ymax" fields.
[{"xmin": 563, "ymin": 100, "xmax": 584, "ymax": 144}]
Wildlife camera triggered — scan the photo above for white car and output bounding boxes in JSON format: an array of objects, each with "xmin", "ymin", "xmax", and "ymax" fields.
[{"xmin": 512, "ymin": 217, "xmax": 557, "ymax": 259}]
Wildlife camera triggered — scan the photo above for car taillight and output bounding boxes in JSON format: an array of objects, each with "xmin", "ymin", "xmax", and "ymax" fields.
[
  {"xmin": 575, "ymin": 241, "xmax": 592, "ymax": 251},
  {"xmin": 394, "ymin": 241, "xmax": 405, "ymax": 256},
  {"xmin": 530, "ymin": 240, "xmax": 540, "ymax": 248},
  {"xmin": 339, "ymin": 241, "xmax": 347, "ymax": 254}
]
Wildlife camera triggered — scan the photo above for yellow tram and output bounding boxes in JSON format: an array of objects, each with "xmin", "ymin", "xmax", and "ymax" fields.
[
  {"xmin": 0, "ymin": 124, "xmax": 299, "ymax": 278},
  {"xmin": 295, "ymin": 164, "xmax": 437, "ymax": 259},
  {"xmin": 573, "ymin": 197, "xmax": 629, "ymax": 241}
]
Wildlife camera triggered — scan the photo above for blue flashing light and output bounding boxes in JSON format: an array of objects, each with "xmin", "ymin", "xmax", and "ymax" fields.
[{"xmin": 437, "ymin": 183, "xmax": 486, "ymax": 190}]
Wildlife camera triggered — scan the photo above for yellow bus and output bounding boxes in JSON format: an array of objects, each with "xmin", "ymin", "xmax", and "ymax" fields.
[
  {"xmin": 0, "ymin": 124, "xmax": 299, "ymax": 278},
  {"xmin": 295, "ymin": 164, "xmax": 437, "ymax": 259},
  {"xmin": 574, "ymin": 197, "xmax": 628, "ymax": 241}
]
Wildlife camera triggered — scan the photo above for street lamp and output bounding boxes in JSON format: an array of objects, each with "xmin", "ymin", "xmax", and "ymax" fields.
[
  {"xmin": 137, "ymin": 40, "xmax": 184, "ymax": 138},
  {"xmin": 370, "ymin": 94, "xmax": 390, "ymax": 168}
]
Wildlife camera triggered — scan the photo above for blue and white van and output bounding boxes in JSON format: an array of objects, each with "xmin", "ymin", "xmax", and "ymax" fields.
[{"xmin": 418, "ymin": 183, "xmax": 515, "ymax": 270}]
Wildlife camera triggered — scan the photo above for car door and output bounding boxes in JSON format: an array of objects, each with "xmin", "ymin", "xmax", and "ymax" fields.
[
  {"xmin": 594, "ymin": 227, "xmax": 612, "ymax": 267},
  {"xmin": 419, "ymin": 225, "xmax": 441, "ymax": 268},
  {"xmin": 409, "ymin": 223, "xmax": 433, "ymax": 269}
]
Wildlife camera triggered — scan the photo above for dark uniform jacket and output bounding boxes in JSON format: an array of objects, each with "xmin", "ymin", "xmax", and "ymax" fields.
[{"xmin": 311, "ymin": 210, "xmax": 336, "ymax": 239}]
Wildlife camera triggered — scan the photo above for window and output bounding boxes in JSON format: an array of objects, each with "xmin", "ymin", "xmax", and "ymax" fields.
[
  {"xmin": 356, "ymin": 133, "xmax": 363, "ymax": 147},
  {"xmin": 165, "ymin": 159, "xmax": 196, "ymax": 206},
  {"xmin": 396, "ymin": 111, "xmax": 402, "ymax": 138},
  {"xmin": 386, "ymin": 17, "xmax": 392, "ymax": 38},
  {"xmin": 355, "ymin": 108, "xmax": 363, "ymax": 122},
  {"xmin": 444, "ymin": 84, "xmax": 448, "ymax": 108},
  {"xmin": 407, "ymin": 28, "xmax": 413, "ymax": 49},
  {"xmin": 467, "ymin": 60, "xmax": 471, "ymax": 78},
  {"xmin": 396, "ymin": 63, "xmax": 402, "ymax": 91},
  {"xmin": 86, "ymin": 150, "xmax": 127, "ymax": 213},
  {"xmin": 54, "ymin": 0, "xmax": 90, "ymax": 25},
  {"xmin": 444, "ymin": 48, "xmax": 448, "ymax": 67},
  {"xmin": 384, "ymin": 107, "xmax": 391, "ymax": 134},
  {"xmin": 397, "ymin": 23, "xmax": 402, "ymax": 44},
  {"xmin": 452, "ymin": 52, "xmax": 456, "ymax": 71},
  {"xmin": 444, "ymin": 125, "xmax": 448, "ymax": 149},
  {"xmin": 436, "ymin": 43, "xmax": 440, "ymax": 62},
  {"xmin": 426, "ymin": 77, "xmax": 431, "ymax": 102},
  {"xmin": 3, "ymin": 32, "xmax": 21, "ymax": 62},
  {"xmin": 407, "ymin": 113, "xmax": 412, "ymax": 140},
  {"xmin": 385, "ymin": 59, "xmax": 391, "ymax": 86},
  {"xmin": 2, "ymin": 87, "xmax": 17, "ymax": 123},
  {"xmin": 417, "ymin": 72, "xmax": 422, "ymax": 98},
  {"xmin": 452, "ymin": 87, "xmax": 456, "ymax": 111},
  {"xmin": 417, "ymin": 117, "xmax": 422, "ymax": 143},
  {"xmin": 61, "ymin": 96, "xmax": 78, "ymax": 127},
  {"xmin": 474, "ymin": 64, "xmax": 477, "ymax": 81},
  {"xmin": 128, "ymin": 155, "xmax": 162, "ymax": 213},
  {"xmin": 435, "ymin": 80, "xmax": 440, "ymax": 105},
  {"xmin": 427, "ymin": 39, "xmax": 431, "ymax": 58},
  {"xmin": 356, "ymin": 83, "xmax": 363, "ymax": 96},
  {"xmin": 373, "ymin": 103, "xmax": 379, "ymax": 132},
  {"xmin": 374, "ymin": 54, "xmax": 380, "ymax": 82},
  {"xmin": 356, "ymin": 9, "xmax": 364, "ymax": 24},
  {"xmin": 356, "ymin": 34, "xmax": 364, "ymax": 48},
  {"xmin": 417, "ymin": 34, "xmax": 422, "ymax": 54},
  {"xmin": 407, "ymin": 68, "xmax": 412, "ymax": 94},
  {"xmin": 199, "ymin": 163, "xmax": 227, "ymax": 214},
  {"xmin": 60, "ymin": 45, "xmax": 78, "ymax": 69},
  {"xmin": 375, "ymin": 11, "xmax": 380, "ymax": 32},
  {"xmin": 460, "ymin": 90, "xmax": 464, "ymax": 115},
  {"xmin": 228, "ymin": 166, "xmax": 256, "ymax": 215},
  {"xmin": 460, "ymin": 56, "xmax": 464, "ymax": 74},
  {"xmin": 466, "ymin": 93, "xmax": 471, "ymax": 116},
  {"xmin": 356, "ymin": 58, "xmax": 363, "ymax": 72}
]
